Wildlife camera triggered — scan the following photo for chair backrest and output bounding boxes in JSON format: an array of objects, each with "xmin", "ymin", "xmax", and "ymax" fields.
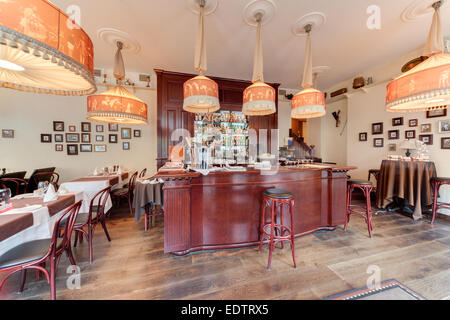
[
  {"xmin": 50, "ymin": 200, "xmax": 82, "ymax": 256},
  {"xmin": 27, "ymin": 168, "xmax": 56, "ymax": 192},
  {"xmin": 139, "ymin": 168, "xmax": 147, "ymax": 178},
  {"xmin": 0, "ymin": 171, "xmax": 27, "ymax": 179},
  {"xmin": 128, "ymin": 171, "xmax": 139, "ymax": 195},
  {"xmin": 87, "ymin": 186, "xmax": 111, "ymax": 223},
  {"xmin": 32, "ymin": 172, "xmax": 60, "ymax": 191},
  {"xmin": 0, "ymin": 178, "xmax": 27, "ymax": 196}
]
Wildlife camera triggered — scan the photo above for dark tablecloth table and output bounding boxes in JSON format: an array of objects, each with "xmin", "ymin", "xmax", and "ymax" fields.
[
  {"xmin": 376, "ymin": 160, "xmax": 437, "ymax": 220},
  {"xmin": 133, "ymin": 181, "xmax": 164, "ymax": 223}
]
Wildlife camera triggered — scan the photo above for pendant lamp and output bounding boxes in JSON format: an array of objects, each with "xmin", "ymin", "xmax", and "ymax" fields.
[
  {"xmin": 386, "ymin": 1, "xmax": 450, "ymax": 112},
  {"xmin": 242, "ymin": 12, "xmax": 276, "ymax": 116},
  {"xmin": 183, "ymin": 0, "xmax": 220, "ymax": 114},
  {"xmin": 0, "ymin": 0, "xmax": 96, "ymax": 95},
  {"xmin": 291, "ymin": 24, "xmax": 326, "ymax": 119},
  {"xmin": 87, "ymin": 41, "xmax": 148, "ymax": 125}
]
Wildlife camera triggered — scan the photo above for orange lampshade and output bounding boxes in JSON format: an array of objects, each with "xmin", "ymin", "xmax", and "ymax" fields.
[
  {"xmin": 386, "ymin": 53, "xmax": 450, "ymax": 112},
  {"xmin": 0, "ymin": 0, "xmax": 96, "ymax": 95},
  {"xmin": 183, "ymin": 75, "xmax": 220, "ymax": 113},
  {"xmin": 242, "ymin": 81, "xmax": 276, "ymax": 116},
  {"xmin": 87, "ymin": 86, "xmax": 148, "ymax": 125},
  {"xmin": 291, "ymin": 88, "xmax": 326, "ymax": 119}
]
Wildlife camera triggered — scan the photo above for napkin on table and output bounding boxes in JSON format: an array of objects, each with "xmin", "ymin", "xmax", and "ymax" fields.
[
  {"xmin": 93, "ymin": 167, "xmax": 99, "ymax": 176},
  {"xmin": 43, "ymin": 184, "xmax": 58, "ymax": 203},
  {"xmin": 117, "ymin": 167, "xmax": 122, "ymax": 175}
]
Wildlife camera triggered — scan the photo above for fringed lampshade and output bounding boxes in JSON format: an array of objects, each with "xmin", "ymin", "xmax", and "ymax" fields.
[
  {"xmin": 183, "ymin": 0, "xmax": 220, "ymax": 114},
  {"xmin": 183, "ymin": 75, "xmax": 220, "ymax": 113},
  {"xmin": 87, "ymin": 86, "xmax": 148, "ymax": 125},
  {"xmin": 386, "ymin": 53, "xmax": 450, "ymax": 112},
  {"xmin": 242, "ymin": 12, "xmax": 276, "ymax": 116},
  {"xmin": 386, "ymin": 1, "xmax": 450, "ymax": 112},
  {"xmin": 0, "ymin": 0, "xmax": 96, "ymax": 95},
  {"xmin": 243, "ymin": 81, "xmax": 276, "ymax": 116},
  {"xmin": 291, "ymin": 88, "xmax": 326, "ymax": 119},
  {"xmin": 291, "ymin": 24, "xmax": 326, "ymax": 119}
]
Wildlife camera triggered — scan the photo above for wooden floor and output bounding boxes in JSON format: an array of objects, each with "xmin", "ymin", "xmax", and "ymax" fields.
[{"xmin": 1, "ymin": 205, "xmax": 449, "ymax": 300}]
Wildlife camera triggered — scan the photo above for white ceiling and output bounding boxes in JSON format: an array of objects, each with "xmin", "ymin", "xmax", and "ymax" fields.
[{"xmin": 52, "ymin": 0, "xmax": 450, "ymax": 90}]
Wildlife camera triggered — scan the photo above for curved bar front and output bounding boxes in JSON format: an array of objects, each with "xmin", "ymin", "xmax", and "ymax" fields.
[{"xmin": 156, "ymin": 166, "xmax": 356, "ymax": 255}]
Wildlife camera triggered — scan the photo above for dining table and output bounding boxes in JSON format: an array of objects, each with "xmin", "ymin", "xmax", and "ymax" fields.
[
  {"xmin": 0, "ymin": 191, "xmax": 83, "ymax": 256},
  {"xmin": 376, "ymin": 159, "xmax": 437, "ymax": 220},
  {"xmin": 132, "ymin": 178, "xmax": 164, "ymax": 224},
  {"xmin": 59, "ymin": 171, "xmax": 129, "ymax": 213}
]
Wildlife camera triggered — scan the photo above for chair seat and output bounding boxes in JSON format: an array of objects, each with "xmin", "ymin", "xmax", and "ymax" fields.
[
  {"xmin": 432, "ymin": 177, "xmax": 450, "ymax": 183},
  {"xmin": 111, "ymin": 188, "xmax": 129, "ymax": 196},
  {"xmin": 348, "ymin": 180, "xmax": 373, "ymax": 186},
  {"xmin": 60, "ymin": 208, "xmax": 99, "ymax": 227},
  {"xmin": 0, "ymin": 238, "xmax": 61, "ymax": 269},
  {"xmin": 263, "ymin": 188, "xmax": 293, "ymax": 199}
]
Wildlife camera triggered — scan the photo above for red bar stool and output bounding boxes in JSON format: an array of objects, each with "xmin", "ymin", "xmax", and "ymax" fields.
[
  {"xmin": 431, "ymin": 177, "xmax": 450, "ymax": 225},
  {"xmin": 258, "ymin": 188, "xmax": 296, "ymax": 270},
  {"xmin": 345, "ymin": 180, "xmax": 374, "ymax": 238}
]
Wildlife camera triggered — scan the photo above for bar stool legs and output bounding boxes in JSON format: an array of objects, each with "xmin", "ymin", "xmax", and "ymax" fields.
[
  {"xmin": 259, "ymin": 195, "xmax": 296, "ymax": 270},
  {"xmin": 345, "ymin": 181, "xmax": 374, "ymax": 238},
  {"xmin": 431, "ymin": 178, "xmax": 450, "ymax": 225}
]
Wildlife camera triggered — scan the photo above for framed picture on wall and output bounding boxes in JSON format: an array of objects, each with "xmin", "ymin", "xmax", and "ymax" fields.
[
  {"xmin": 373, "ymin": 138, "xmax": 384, "ymax": 148},
  {"xmin": 359, "ymin": 132, "xmax": 367, "ymax": 142},
  {"xmin": 81, "ymin": 122, "xmax": 91, "ymax": 132},
  {"xmin": 66, "ymin": 133, "xmax": 80, "ymax": 143},
  {"xmin": 96, "ymin": 135, "xmax": 104, "ymax": 142},
  {"xmin": 96, "ymin": 125, "xmax": 104, "ymax": 133},
  {"xmin": 426, "ymin": 108, "xmax": 447, "ymax": 118},
  {"xmin": 388, "ymin": 143, "xmax": 397, "ymax": 152},
  {"xmin": 67, "ymin": 144, "xmax": 78, "ymax": 155},
  {"xmin": 109, "ymin": 123, "xmax": 119, "ymax": 132},
  {"xmin": 55, "ymin": 144, "xmax": 63, "ymax": 152},
  {"xmin": 41, "ymin": 134, "xmax": 52, "ymax": 143},
  {"xmin": 54, "ymin": 134, "xmax": 64, "ymax": 143},
  {"xmin": 81, "ymin": 133, "xmax": 91, "ymax": 143},
  {"xmin": 420, "ymin": 123, "xmax": 432, "ymax": 133},
  {"xmin": 134, "ymin": 130, "xmax": 141, "ymax": 138},
  {"xmin": 441, "ymin": 137, "xmax": 450, "ymax": 149},
  {"xmin": 53, "ymin": 121, "xmax": 64, "ymax": 132},
  {"xmin": 68, "ymin": 125, "xmax": 76, "ymax": 132},
  {"xmin": 419, "ymin": 134, "xmax": 433, "ymax": 145},
  {"xmin": 372, "ymin": 122, "xmax": 383, "ymax": 135},
  {"xmin": 80, "ymin": 144, "xmax": 93, "ymax": 152},
  {"xmin": 94, "ymin": 145, "xmax": 107, "ymax": 152},
  {"xmin": 438, "ymin": 120, "xmax": 450, "ymax": 133},
  {"xmin": 121, "ymin": 128, "xmax": 132, "ymax": 139},
  {"xmin": 409, "ymin": 119, "xmax": 418, "ymax": 127},
  {"xmin": 392, "ymin": 117, "xmax": 403, "ymax": 126},
  {"xmin": 405, "ymin": 130, "xmax": 416, "ymax": 139},
  {"xmin": 109, "ymin": 134, "xmax": 118, "ymax": 143},
  {"xmin": 123, "ymin": 142, "xmax": 130, "ymax": 150},
  {"xmin": 2, "ymin": 129, "xmax": 14, "ymax": 138},
  {"xmin": 388, "ymin": 130, "xmax": 399, "ymax": 140}
]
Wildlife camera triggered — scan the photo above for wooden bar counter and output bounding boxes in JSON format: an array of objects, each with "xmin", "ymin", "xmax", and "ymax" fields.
[{"xmin": 156, "ymin": 165, "xmax": 356, "ymax": 255}]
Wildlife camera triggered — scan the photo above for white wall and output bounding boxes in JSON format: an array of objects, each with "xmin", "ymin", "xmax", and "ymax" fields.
[
  {"xmin": 277, "ymin": 98, "xmax": 291, "ymax": 147},
  {"xmin": 0, "ymin": 84, "xmax": 158, "ymax": 183},
  {"xmin": 321, "ymin": 100, "xmax": 348, "ymax": 166}
]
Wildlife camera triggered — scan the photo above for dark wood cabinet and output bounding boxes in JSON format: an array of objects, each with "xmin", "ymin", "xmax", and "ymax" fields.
[{"xmin": 155, "ymin": 69, "xmax": 280, "ymax": 168}]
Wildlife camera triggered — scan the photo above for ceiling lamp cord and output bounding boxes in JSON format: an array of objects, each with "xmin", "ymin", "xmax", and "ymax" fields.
[
  {"xmin": 114, "ymin": 41, "xmax": 126, "ymax": 83},
  {"xmin": 301, "ymin": 24, "xmax": 313, "ymax": 90},
  {"xmin": 194, "ymin": 0, "xmax": 207, "ymax": 74},
  {"xmin": 423, "ymin": 1, "xmax": 444, "ymax": 56},
  {"xmin": 252, "ymin": 12, "xmax": 264, "ymax": 83}
]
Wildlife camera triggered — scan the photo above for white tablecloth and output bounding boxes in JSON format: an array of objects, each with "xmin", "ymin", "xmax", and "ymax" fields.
[
  {"xmin": 58, "ymin": 172, "xmax": 128, "ymax": 214},
  {"xmin": 0, "ymin": 192, "xmax": 83, "ymax": 256}
]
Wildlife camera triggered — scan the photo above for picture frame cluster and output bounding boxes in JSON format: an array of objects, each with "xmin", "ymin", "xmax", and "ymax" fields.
[{"xmin": 42, "ymin": 121, "xmax": 142, "ymax": 155}]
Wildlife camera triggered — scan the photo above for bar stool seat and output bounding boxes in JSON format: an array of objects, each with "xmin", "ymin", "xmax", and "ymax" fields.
[
  {"xmin": 345, "ymin": 180, "xmax": 374, "ymax": 238},
  {"xmin": 430, "ymin": 177, "xmax": 450, "ymax": 224},
  {"xmin": 259, "ymin": 189, "xmax": 296, "ymax": 270},
  {"xmin": 348, "ymin": 180, "xmax": 373, "ymax": 186},
  {"xmin": 263, "ymin": 188, "xmax": 294, "ymax": 199}
]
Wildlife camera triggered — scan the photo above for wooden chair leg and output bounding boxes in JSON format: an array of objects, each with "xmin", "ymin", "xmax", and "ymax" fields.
[
  {"xmin": 431, "ymin": 182, "xmax": 439, "ymax": 225},
  {"xmin": 258, "ymin": 199, "xmax": 266, "ymax": 251},
  {"xmin": 267, "ymin": 200, "xmax": 276, "ymax": 270},
  {"xmin": 88, "ymin": 224, "xmax": 94, "ymax": 264},
  {"xmin": 101, "ymin": 220, "xmax": 111, "ymax": 242},
  {"xmin": 66, "ymin": 240, "xmax": 77, "ymax": 266},
  {"xmin": 49, "ymin": 257, "xmax": 57, "ymax": 300},
  {"xmin": 289, "ymin": 200, "xmax": 297, "ymax": 268},
  {"xmin": 18, "ymin": 269, "xmax": 27, "ymax": 293}
]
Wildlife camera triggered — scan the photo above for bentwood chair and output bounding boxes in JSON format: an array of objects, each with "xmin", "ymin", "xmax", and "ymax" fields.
[
  {"xmin": 111, "ymin": 171, "xmax": 138, "ymax": 215},
  {"xmin": 0, "ymin": 201, "xmax": 82, "ymax": 300},
  {"xmin": 139, "ymin": 168, "xmax": 147, "ymax": 178},
  {"xmin": 33, "ymin": 172, "xmax": 60, "ymax": 191},
  {"xmin": 0, "ymin": 178, "xmax": 28, "ymax": 197},
  {"xmin": 27, "ymin": 167, "xmax": 56, "ymax": 192},
  {"xmin": 69, "ymin": 186, "xmax": 112, "ymax": 263}
]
